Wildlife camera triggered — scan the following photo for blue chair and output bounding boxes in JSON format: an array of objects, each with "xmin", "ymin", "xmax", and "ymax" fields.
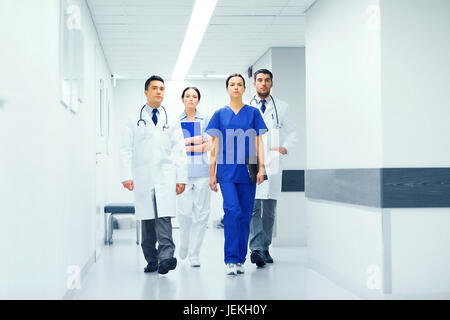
[{"xmin": 104, "ymin": 203, "xmax": 140, "ymax": 245}]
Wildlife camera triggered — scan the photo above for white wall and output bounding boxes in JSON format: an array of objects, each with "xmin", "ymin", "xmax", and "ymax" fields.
[
  {"xmin": 306, "ymin": 0, "xmax": 382, "ymax": 170},
  {"xmin": 0, "ymin": 0, "xmax": 111, "ymax": 299},
  {"xmin": 307, "ymin": 201, "xmax": 384, "ymax": 298},
  {"xmin": 272, "ymin": 47, "xmax": 306, "ymax": 170},
  {"xmin": 389, "ymin": 209, "xmax": 450, "ymax": 297},
  {"xmin": 306, "ymin": 0, "xmax": 450, "ymax": 298},
  {"xmin": 305, "ymin": 0, "xmax": 385, "ymax": 297},
  {"xmin": 379, "ymin": 0, "xmax": 450, "ymax": 297},
  {"xmin": 380, "ymin": 0, "xmax": 450, "ymax": 168}
]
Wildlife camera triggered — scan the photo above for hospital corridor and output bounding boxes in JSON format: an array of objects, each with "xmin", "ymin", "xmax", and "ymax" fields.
[{"xmin": 1, "ymin": 0, "xmax": 450, "ymax": 303}]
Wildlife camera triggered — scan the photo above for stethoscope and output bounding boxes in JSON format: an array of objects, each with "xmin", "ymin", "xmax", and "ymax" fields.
[
  {"xmin": 137, "ymin": 104, "xmax": 169, "ymax": 130},
  {"xmin": 249, "ymin": 94, "xmax": 281, "ymax": 129}
]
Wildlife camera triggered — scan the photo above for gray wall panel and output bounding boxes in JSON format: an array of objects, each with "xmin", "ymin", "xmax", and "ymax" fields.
[
  {"xmin": 335, "ymin": 169, "xmax": 381, "ymax": 207},
  {"xmin": 281, "ymin": 170, "xmax": 305, "ymax": 192},
  {"xmin": 305, "ymin": 169, "xmax": 336, "ymax": 201},
  {"xmin": 382, "ymin": 168, "xmax": 450, "ymax": 208},
  {"xmin": 306, "ymin": 168, "xmax": 450, "ymax": 208},
  {"xmin": 306, "ymin": 169, "xmax": 381, "ymax": 207}
]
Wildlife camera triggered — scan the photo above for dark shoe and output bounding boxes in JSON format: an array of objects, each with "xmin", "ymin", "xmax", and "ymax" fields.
[
  {"xmin": 144, "ymin": 261, "xmax": 158, "ymax": 273},
  {"xmin": 158, "ymin": 257, "xmax": 177, "ymax": 275},
  {"xmin": 263, "ymin": 250, "xmax": 274, "ymax": 263},
  {"xmin": 250, "ymin": 251, "xmax": 266, "ymax": 267}
]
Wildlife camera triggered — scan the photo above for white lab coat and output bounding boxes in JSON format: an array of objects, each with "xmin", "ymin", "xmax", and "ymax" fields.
[
  {"xmin": 120, "ymin": 105, "xmax": 189, "ymax": 220},
  {"xmin": 246, "ymin": 96, "xmax": 297, "ymax": 200}
]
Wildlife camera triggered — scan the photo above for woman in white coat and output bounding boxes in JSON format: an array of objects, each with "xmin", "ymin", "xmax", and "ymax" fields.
[
  {"xmin": 176, "ymin": 87, "xmax": 212, "ymax": 267},
  {"xmin": 120, "ymin": 75, "xmax": 188, "ymax": 275}
]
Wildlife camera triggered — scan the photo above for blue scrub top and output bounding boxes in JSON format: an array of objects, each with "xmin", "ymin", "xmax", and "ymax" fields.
[{"xmin": 206, "ymin": 105, "xmax": 268, "ymax": 184}]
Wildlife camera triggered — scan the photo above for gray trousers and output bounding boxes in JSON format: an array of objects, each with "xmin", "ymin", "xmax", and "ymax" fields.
[
  {"xmin": 249, "ymin": 199, "xmax": 277, "ymax": 252},
  {"xmin": 141, "ymin": 193, "xmax": 175, "ymax": 263}
]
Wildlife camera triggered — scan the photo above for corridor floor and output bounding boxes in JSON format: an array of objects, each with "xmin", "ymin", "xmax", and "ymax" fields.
[{"xmin": 73, "ymin": 227, "xmax": 359, "ymax": 300}]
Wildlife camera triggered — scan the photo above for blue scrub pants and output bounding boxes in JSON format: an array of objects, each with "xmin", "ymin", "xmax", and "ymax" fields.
[{"xmin": 220, "ymin": 182, "xmax": 256, "ymax": 264}]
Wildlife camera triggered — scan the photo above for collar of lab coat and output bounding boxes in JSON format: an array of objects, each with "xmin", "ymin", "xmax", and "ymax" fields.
[
  {"xmin": 254, "ymin": 94, "xmax": 273, "ymax": 105},
  {"xmin": 179, "ymin": 109, "xmax": 205, "ymax": 121},
  {"xmin": 252, "ymin": 95, "xmax": 274, "ymax": 115}
]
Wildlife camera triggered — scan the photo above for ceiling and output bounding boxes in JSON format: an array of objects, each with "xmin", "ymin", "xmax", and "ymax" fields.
[{"xmin": 86, "ymin": 0, "xmax": 316, "ymax": 79}]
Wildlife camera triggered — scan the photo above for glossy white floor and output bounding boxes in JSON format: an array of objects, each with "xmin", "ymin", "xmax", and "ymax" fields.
[{"xmin": 73, "ymin": 227, "xmax": 359, "ymax": 300}]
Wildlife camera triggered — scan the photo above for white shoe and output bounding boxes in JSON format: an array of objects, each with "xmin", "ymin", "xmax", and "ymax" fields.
[
  {"xmin": 226, "ymin": 263, "xmax": 237, "ymax": 275},
  {"xmin": 190, "ymin": 258, "xmax": 201, "ymax": 267},
  {"xmin": 236, "ymin": 263, "xmax": 245, "ymax": 274},
  {"xmin": 179, "ymin": 247, "xmax": 188, "ymax": 260}
]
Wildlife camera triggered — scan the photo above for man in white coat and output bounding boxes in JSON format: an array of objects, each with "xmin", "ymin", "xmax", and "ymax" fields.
[
  {"xmin": 246, "ymin": 69, "xmax": 297, "ymax": 267},
  {"xmin": 120, "ymin": 75, "xmax": 188, "ymax": 274}
]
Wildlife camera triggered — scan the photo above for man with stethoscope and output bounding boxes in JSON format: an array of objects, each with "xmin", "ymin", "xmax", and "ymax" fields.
[
  {"xmin": 120, "ymin": 75, "xmax": 188, "ymax": 275},
  {"xmin": 246, "ymin": 69, "xmax": 297, "ymax": 267}
]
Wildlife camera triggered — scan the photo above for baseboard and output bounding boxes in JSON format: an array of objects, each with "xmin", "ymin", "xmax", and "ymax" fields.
[
  {"xmin": 308, "ymin": 257, "xmax": 450, "ymax": 300},
  {"xmin": 62, "ymin": 251, "xmax": 96, "ymax": 300},
  {"xmin": 308, "ymin": 257, "xmax": 385, "ymax": 299}
]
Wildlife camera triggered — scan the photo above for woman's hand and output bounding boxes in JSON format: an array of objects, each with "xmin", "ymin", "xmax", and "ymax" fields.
[
  {"xmin": 256, "ymin": 135, "xmax": 265, "ymax": 185},
  {"xmin": 185, "ymin": 136, "xmax": 204, "ymax": 145},
  {"xmin": 209, "ymin": 176, "xmax": 218, "ymax": 192},
  {"xmin": 257, "ymin": 170, "xmax": 265, "ymax": 185},
  {"xmin": 184, "ymin": 137, "xmax": 193, "ymax": 145},
  {"xmin": 192, "ymin": 135, "xmax": 204, "ymax": 145}
]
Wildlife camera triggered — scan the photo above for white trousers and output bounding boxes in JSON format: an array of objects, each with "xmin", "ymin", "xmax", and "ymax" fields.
[{"xmin": 176, "ymin": 176, "xmax": 211, "ymax": 261}]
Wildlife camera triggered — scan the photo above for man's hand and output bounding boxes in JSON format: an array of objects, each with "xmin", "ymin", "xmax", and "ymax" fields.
[
  {"xmin": 176, "ymin": 183, "xmax": 185, "ymax": 195},
  {"xmin": 270, "ymin": 147, "xmax": 287, "ymax": 155},
  {"xmin": 122, "ymin": 180, "xmax": 134, "ymax": 191},
  {"xmin": 257, "ymin": 170, "xmax": 265, "ymax": 184},
  {"xmin": 209, "ymin": 176, "xmax": 218, "ymax": 192}
]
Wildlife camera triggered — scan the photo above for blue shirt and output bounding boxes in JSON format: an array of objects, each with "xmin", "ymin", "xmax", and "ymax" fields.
[
  {"xmin": 145, "ymin": 104, "xmax": 160, "ymax": 122},
  {"xmin": 206, "ymin": 105, "xmax": 268, "ymax": 184},
  {"xmin": 179, "ymin": 110, "xmax": 210, "ymax": 178}
]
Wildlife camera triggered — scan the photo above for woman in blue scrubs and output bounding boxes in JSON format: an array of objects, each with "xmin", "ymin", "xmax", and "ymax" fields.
[{"xmin": 206, "ymin": 73, "xmax": 268, "ymax": 275}]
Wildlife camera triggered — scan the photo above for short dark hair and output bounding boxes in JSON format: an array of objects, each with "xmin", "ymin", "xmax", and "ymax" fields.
[
  {"xmin": 181, "ymin": 87, "xmax": 201, "ymax": 100},
  {"xmin": 253, "ymin": 69, "xmax": 273, "ymax": 81},
  {"xmin": 226, "ymin": 73, "xmax": 246, "ymax": 88},
  {"xmin": 145, "ymin": 75, "xmax": 165, "ymax": 90}
]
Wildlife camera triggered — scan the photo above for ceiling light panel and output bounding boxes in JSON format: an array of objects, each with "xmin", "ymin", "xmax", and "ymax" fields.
[{"xmin": 87, "ymin": 0, "xmax": 315, "ymax": 79}]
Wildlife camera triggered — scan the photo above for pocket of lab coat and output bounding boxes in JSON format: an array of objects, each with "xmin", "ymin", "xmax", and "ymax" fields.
[
  {"xmin": 154, "ymin": 166, "xmax": 177, "ymax": 217},
  {"xmin": 136, "ymin": 124, "xmax": 151, "ymax": 142}
]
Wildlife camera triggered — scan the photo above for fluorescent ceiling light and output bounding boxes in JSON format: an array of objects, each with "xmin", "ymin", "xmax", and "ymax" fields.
[
  {"xmin": 206, "ymin": 74, "xmax": 228, "ymax": 79},
  {"xmin": 186, "ymin": 75, "xmax": 205, "ymax": 79},
  {"xmin": 171, "ymin": 0, "xmax": 218, "ymax": 80}
]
